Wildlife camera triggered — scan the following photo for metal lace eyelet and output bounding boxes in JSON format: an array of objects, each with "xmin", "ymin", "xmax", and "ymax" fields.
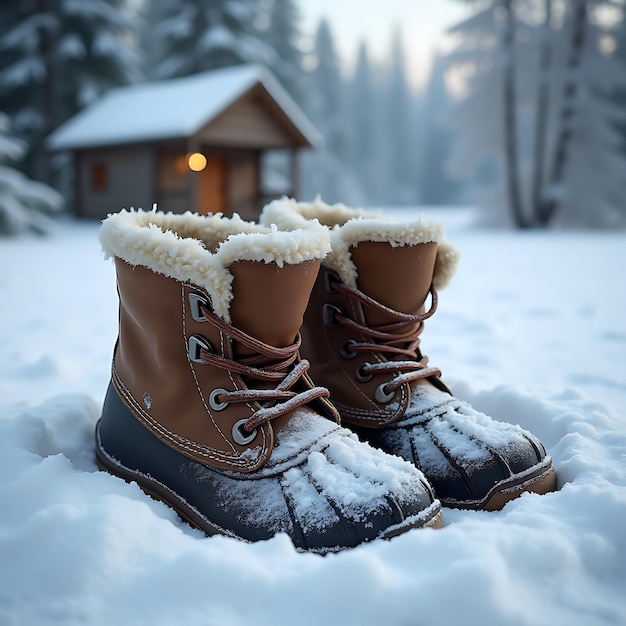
[
  {"xmin": 355, "ymin": 363, "xmax": 373, "ymax": 383},
  {"xmin": 339, "ymin": 339, "xmax": 357, "ymax": 360},
  {"xmin": 209, "ymin": 388, "xmax": 229, "ymax": 411},
  {"xmin": 189, "ymin": 292, "xmax": 209, "ymax": 322},
  {"xmin": 323, "ymin": 303, "xmax": 343, "ymax": 327},
  {"xmin": 232, "ymin": 418, "xmax": 257, "ymax": 445},
  {"xmin": 375, "ymin": 382, "xmax": 396, "ymax": 404},
  {"xmin": 323, "ymin": 270, "xmax": 341, "ymax": 293},
  {"xmin": 188, "ymin": 334, "xmax": 214, "ymax": 363}
]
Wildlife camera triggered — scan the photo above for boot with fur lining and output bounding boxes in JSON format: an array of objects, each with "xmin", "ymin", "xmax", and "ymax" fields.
[
  {"xmin": 260, "ymin": 197, "xmax": 557, "ymax": 511},
  {"xmin": 95, "ymin": 208, "xmax": 442, "ymax": 552}
]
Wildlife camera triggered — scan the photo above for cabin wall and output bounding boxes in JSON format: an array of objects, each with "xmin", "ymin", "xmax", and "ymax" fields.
[
  {"xmin": 76, "ymin": 146, "xmax": 154, "ymax": 219},
  {"xmin": 155, "ymin": 144, "xmax": 193, "ymax": 213}
]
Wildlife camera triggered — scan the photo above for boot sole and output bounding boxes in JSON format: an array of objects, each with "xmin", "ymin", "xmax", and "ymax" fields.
[
  {"xmin": 95, "ymin": 423, "xmax": 443, "ymax": 551},
  {"xmin": 441, "ymin": 458, "xmax": 557, "ymax": 511}
]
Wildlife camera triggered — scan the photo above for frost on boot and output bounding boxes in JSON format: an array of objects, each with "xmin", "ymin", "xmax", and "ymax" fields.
[
  {"xmin": 95, "ymin": 209, "xmax": 441, "ymax": 552},
  {"xmin": 260, "ymin": 198, "xmax": 557, "ymax": 511}
]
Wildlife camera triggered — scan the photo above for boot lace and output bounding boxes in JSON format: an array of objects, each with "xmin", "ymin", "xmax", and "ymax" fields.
[
  {"xmin": 194, "ymin": 302, "xmax": 330, "ymax": 436},
  {"xmin": 328, "ymin": 277, "xmax": 442, "ymax": 396}
]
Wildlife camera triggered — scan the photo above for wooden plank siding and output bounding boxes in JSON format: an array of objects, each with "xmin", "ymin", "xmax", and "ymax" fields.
[
  {"xmin": 198, "ymin": 87, "xmax": 298, "ymax": 149},
  {"xmin": 76, "ymin": 146, "xmax": 155, "ymax": 218}
]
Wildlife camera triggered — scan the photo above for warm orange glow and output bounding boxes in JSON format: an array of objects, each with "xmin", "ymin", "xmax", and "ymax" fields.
[{"xmin": 188, "ymin": 152, "xmax": 207, "ymax": 172}]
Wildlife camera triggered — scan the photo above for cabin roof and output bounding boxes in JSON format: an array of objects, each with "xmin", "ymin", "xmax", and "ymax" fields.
[{"xmin": 48, "ymin": 64, "xmax": 320, "ymax": 151}]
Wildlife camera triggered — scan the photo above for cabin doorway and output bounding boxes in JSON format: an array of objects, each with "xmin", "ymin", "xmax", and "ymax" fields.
[{"xmin": 197, "ymin": 156, "xmax": 226, "ymax": 215}]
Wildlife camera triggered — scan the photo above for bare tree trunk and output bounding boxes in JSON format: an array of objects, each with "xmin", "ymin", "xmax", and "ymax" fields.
[
  {"xmin": 502, "ymin": 0, "xmax": 530, "ymax": 228},
  {"xmin": 536, "ymin": 0, "xmax": 587, "ymax": 227},
  {"xmin": 531, "ymin": 0, "xmax": 553, "ymax": 223}
]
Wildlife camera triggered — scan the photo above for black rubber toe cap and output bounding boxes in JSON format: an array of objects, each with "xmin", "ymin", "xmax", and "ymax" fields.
[{"xmin": 97, "ymin": 383, "xmax": 440, "ymax": 552}]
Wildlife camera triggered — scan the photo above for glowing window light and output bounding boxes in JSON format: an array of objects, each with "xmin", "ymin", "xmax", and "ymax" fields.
[{"xmin": 188, "ymin": 152, "xmax": 207, "ymax": 172}]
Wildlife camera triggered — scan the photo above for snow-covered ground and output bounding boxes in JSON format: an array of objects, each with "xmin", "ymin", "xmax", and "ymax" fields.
[{"xmin": 1, "ymin": 208, "xmax": 625, "ymax": 626}]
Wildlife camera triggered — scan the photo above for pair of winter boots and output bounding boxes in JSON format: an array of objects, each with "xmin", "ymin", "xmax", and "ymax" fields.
[{"xmin": 95, "ymin": 198, "xmax": 556, "ymax": 553}]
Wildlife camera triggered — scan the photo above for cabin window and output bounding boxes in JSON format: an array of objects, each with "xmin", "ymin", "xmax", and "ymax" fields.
[{"xmin": 91, "ymin": 163, "xmax": 108, "ymax": 190}]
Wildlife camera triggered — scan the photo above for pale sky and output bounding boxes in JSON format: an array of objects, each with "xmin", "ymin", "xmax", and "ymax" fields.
[{"xmin": 298, "ymin": 0, "xmax": 470, "ymax": 90}]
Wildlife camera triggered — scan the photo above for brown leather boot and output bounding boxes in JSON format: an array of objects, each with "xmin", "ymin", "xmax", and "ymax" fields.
[
  {"xmin": 261, "ymin": 198, "xmax": 557, "ymax": 511},
  {"xmin": 95, "ymin": 209, "xmax": 442, "ymax": 552}
]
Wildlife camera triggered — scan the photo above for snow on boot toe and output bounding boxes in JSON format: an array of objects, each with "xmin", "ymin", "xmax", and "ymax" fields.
[{"xmin": 361, "ymin": 385, "xmax": 556, "ymax": 510}]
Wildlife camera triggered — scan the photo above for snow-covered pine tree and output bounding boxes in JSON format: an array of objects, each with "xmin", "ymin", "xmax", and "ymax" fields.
[
  {"xmin": 143, "ymin": 0, "xmax": 273, "ymax": 80},
  {"xmin": 253, "ymin": 0, "xmax": 305, "ymax": 199},
  {"xmin": 446, "ymin": 2, "xmax": 510, "ymax": 222},
  {"xmin": 348, "ymin": 41, "xmax": 378, "ymax": 201},
  {"xmin": 0, "ymin": 112, "xmax": 63, "ymax": 235},
  {"xmin": 0, "ymin": 2, "xmax": 55, "ymax": 182},
  {"xmin": 299, "ymin": 19, "xmax": 361, "ymax": 203},
  {"xmin": 385, "ymin": 27, "xmax": 417, "ymax": 205},
  {"xmin": 612, "ymin": 10, "xmax": 626, "ymax": 154},
  {"xmin": 416, "ymin": 53, "xmax": 462, "ymax": 205},
  {"xmin": 0, "ymin": 0, "xmax": 140, "ymax": 183},
  {"xmin": 256, "ymin": 0, "xmax": 305, "ymax": 105},
  {"xmin": 54, "ymin": 0, "xmax": 140, "ymax": 123},
  {"xmin": 613, "ymin": 10, "xmax": 626, "ymax": 155}
]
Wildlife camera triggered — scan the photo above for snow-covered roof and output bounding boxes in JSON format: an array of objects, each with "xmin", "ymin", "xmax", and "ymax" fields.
[{"xmin": 48, "ymin": 65, "xmax": 321, "ymax": 151}]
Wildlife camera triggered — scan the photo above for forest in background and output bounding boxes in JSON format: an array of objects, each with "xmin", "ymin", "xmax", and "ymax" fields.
[{"xmin": 1, "ymin": 0, "xmax": 626, "ymax": 231}]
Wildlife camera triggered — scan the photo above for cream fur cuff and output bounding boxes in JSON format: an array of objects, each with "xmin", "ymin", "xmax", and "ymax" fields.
[
  {"xmin": 261, "ymin": 197, "xmax": 459, "ymax": 290},
  {"xmin": 100, "ymin": 208, "xmax": 330, "ymax": 322}
]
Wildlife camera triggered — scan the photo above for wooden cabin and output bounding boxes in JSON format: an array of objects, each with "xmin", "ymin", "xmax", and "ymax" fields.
[{"xmin": 47, "ymin": 65, "xmax": 320, "ymax": 221}]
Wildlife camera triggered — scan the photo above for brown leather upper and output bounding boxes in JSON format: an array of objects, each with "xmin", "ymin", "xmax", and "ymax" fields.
[
  {"xmin": 113, "ymin": 257, "xmax": 332, "ymax": 472},
  {"xmin": 350, "ymin": 241, "xmax": 436, "ymax": 327},
  {"xmin": 228, "ymin": 260, "xmax": 319, "ymax": 355},
  {"xmin": 301, "ymin": 241, "xmax": 439, "ymax": 428}
]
